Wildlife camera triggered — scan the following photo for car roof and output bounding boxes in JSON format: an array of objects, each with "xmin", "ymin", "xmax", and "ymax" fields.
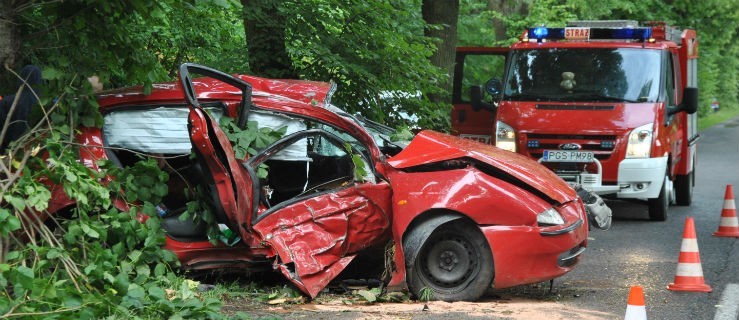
[{"xmin": 95, "ymin": 74, "xmax": 383, "ymax": 161}]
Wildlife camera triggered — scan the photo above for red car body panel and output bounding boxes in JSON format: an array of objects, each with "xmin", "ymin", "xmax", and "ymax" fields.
[
  {"xmin": 163, "ymin": 236, "xmax": 270, "ymax": 270},
  {"xmin": 252, "ymin": 183, "xmax": 392, "ymax": 297},
  {"xmin": 387, "ymin": 130, "xmax": 575, "ymax": 203},
  {"xmin": 42, "ymin": 70, "xmax": 589, "ymax": 299},
  {"xmin": 384, "ymin": 162, "xmax": 587, "ymax": 290}
]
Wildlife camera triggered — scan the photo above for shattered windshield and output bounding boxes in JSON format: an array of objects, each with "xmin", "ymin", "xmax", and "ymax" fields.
[{"xmin": 503, "ymin": 48, "xmax": 662, "ymax": 103}]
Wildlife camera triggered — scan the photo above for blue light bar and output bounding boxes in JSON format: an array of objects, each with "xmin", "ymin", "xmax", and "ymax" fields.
[
  {"xmin": 528, "ymin": 140, "xmax": 540, "ymax": 148},
  {"xmin": 610, "ymin": 28, "xmax": 652, "ymax": 39},
  {"xmin": 527, "ymin": 27, "xmax": 652, "ymax": 41},
  {"xmin": 531, "ymin": 27, "xmax": 549, "ymax": 39},
  {"xmin": 528, "ymin": 27, "xmax": 564, "ymax": 40}
]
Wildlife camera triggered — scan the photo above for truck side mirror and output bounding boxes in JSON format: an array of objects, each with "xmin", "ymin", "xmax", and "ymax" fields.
[
  {"xmin": 470, "ymin": 85, "xmax": 496, "ymax": 112},
  {"xmin": 682, "ymin": 87, "xmax": 698, "ymax": 114},
  {"xmin": 485, "ymin": 78, "xmax": 503, "ymax": 100}
]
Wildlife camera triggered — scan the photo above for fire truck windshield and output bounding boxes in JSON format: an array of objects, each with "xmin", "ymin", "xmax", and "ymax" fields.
[{"xmin": 503, "ymin": 48, "xmax": 661, "ymax": 103}]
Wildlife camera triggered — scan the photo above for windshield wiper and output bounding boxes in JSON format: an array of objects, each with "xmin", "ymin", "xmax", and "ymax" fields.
[
  {"xmin": 503, "ymin": 93, "xmax": 555, "ymax": 101},
  {"xmin": 571, "ymin": 93, "xmax": 639, "ymax": 103}
]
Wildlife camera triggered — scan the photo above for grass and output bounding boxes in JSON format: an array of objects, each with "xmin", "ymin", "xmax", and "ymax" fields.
[{"xmin": 698, "ymin": 107, "xmax": 739, "ymax": 132}]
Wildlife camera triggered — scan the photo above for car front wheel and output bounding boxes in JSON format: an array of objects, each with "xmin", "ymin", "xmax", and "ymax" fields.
[{"xmin": 407, "ymin": 221, "xmax": 494, "ymax": 301}]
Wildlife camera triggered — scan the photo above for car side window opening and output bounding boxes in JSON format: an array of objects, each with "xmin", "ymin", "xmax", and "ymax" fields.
[
  {"xmin": 101, "ymin": 103, "xmax": 373, "ymax": 213},
  {"xmin": 103, "ymin": 105, "xmax": 226, "ymax": 155},
  {"xmin": 256, "ymin": 128, "xmax": 372, "ymax": 209},
  {"xmin": 101, "ymin": 104, "xmax": 229, "ymax": 211}
]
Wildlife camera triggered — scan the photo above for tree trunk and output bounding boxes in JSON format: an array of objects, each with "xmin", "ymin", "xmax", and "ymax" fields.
[
  {"xmin": 488, "ymin": 0, "xmax": 529, "ymax": 42},
  {"xmin": 241, "ymin": 0, "xmax": 297, "ymax": 79},
  {"xmin": 0, "ymin": 3, "xmax": 20, "ymax": 69},
  {"xmin": 422, "ymin": 0, "xmax": 459, "ymax": 103}
]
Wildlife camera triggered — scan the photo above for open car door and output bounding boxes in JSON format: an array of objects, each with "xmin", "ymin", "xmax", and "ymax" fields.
[
  {"xmin": 179, "ymin": 63, "xmax": 391, "ymax": 298},
  {"xmin": 451, "ymin": 46, "xmax": 509, "ymax": 144},
  {"xmin": 179, "ymin": 63, "xmax": 255, "ymax": 232}
]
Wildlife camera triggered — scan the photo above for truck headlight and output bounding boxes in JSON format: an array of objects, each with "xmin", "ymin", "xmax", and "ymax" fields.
[
  {"xmin": 625, "ymin": 123, "xmax": 653, "ymax": 158},
  {"xmin": 495, "ymin": 121, "xmax": 516, "ymax": 152},
  {"xmin": 537, "ymin": 207, "xmax": 565, "ymax": 226}
]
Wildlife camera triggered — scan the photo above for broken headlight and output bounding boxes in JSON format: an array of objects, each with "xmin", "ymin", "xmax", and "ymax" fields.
[{"xmin": 537, "ymin": 207, "xmax": 565, "ymax": 226}]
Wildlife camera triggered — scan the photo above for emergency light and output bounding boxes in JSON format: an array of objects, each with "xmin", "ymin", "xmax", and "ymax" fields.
[{"xmin": 527, "ymin": 26, "xmax": 652, "ymax": 42}]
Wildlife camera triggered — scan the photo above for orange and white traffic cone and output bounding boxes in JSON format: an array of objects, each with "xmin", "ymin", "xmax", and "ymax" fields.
[
  {"xmin": 713, "ymin": 184, "xmax": 739, "ymax": 238},
  {"xmin": 667, "ymin": 217, "xmax": 712, "ymax": 292},
  {"xmin": 624, "ymin": 286, "xmax": 647, "ymax": 320}
]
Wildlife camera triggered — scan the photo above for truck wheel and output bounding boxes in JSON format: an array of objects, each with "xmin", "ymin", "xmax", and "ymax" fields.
[
  {"xmin": 648, "ymin": 173, "xmax": 670, "ymax": 221},
  {"xmin": 407, "ymin": 221, "xmax": 494, "ymax": 301},
  {"xmin": 674, "ymin": 170, "xmax": 694, "ymax": 206}
]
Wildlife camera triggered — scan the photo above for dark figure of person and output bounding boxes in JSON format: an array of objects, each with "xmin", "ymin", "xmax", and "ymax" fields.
[{"xmin": 0, "ymin": 65, "xmax": 42, "ymax": 152}]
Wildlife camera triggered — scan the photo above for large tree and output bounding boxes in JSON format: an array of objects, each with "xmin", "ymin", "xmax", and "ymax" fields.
[
  {"xmin": 0, "ymin": 0, "xmax": 21, "ymax": 69},
  {"xmin": 241, "ymin": 0, "xmax": 447, "ymax": 129},
  {"xmin": 422, "ymin": 0, "xmax": 459, "ymax": 102},
  {"xmin": 241, "ymin": 0, "xmax": 298, "ymax": 78}
]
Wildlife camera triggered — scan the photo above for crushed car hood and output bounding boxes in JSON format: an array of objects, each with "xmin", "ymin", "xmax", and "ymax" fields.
[{"xmin": 387, "ymin": 130, "xmax": 575, "ymax": 204}]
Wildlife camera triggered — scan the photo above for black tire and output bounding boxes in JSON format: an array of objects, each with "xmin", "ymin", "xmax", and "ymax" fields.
[
  {"xmin": 406, "ymin": 221, "xmax": 494, "ymax": 301},
  {"xmin": 648, "ymin": 173, "xmax": 669, "ymax": 221},
  {"xmin": 674, "ymin": 170, "xmax": 694, "ymax": 206}
]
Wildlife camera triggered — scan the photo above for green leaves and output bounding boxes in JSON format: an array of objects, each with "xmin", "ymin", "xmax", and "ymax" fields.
[
  {"xmin": 220, "ymin": 117, "xmax": 286, "ymax": 160},
  {"xmin": 245, "ymin": 0, "xmax": 447, "ymax": 129},
  {"xmin": 0, "ymin": 209, "xmax": 20, "ymax": 236}
]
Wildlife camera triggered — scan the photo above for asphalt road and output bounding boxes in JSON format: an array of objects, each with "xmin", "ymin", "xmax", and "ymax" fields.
[{"xmin": 544, "ymin": 115, "xmax": 739, "ymax": 319}]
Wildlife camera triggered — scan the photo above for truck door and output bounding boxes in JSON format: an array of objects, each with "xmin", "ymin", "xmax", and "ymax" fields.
[
  {"xmin": 664, "ymin": 52, "xmax": 682, "ymax": 177},
  {"xmin": 451, "ymin": 47, "xmax": 508, "ymax": 144}
]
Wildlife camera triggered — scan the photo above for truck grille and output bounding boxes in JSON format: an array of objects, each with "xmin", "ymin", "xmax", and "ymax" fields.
[{"xmin": 524, "ymin": 133, "xmax": 617, "ymax": 160}]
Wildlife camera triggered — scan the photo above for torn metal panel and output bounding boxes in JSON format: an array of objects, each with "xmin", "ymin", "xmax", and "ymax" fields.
[
  {"xmin": 388, "ymin": 130, "xmax": 575, "ymax": 204},
  {"xmin": 253, "ymin": 185, "xmax": 391, "ymax": 298}
]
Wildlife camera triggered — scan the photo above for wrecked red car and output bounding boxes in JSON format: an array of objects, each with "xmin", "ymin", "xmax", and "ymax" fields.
[{"xmin": 46, "ymin": 63, "xmax": 591, "ymax": 301}]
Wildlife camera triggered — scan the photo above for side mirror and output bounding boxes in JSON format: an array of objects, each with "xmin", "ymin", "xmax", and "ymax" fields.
[
  {"xmin": 485, "ymin": 78, "xmax": 503, "ymax": 101},
  {"xmin": 470, "ymin": 85, "xmax": 496, "ymax": 112},
  {"xmin": 682, "ymin": 87, "xmax": 698, "ymax": 114}
]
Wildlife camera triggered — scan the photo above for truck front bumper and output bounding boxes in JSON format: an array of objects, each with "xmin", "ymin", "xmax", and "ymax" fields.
[
  {"xmin": 540, "ymin": 156, "xmax": 668, "ymax": 199},
  {"xmin": 616, "ymin": 156, "xmax": 668, "ymax": 199}
]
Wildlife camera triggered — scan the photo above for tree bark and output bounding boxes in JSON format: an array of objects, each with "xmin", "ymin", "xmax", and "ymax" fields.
[
  {"xmin": 488, "ymin": 0, "xmax": 529, "ymax": 42},
  {"xmin": 422, "ymin": 0, "xmax": 459, "ymax": 103},
  {"xmin": 241, "ymin": 0, "xmax": 297, "ymax": 79},
  {"xmin": 0, "ymin": 3, "xmax": 20, "ymax": 69}
]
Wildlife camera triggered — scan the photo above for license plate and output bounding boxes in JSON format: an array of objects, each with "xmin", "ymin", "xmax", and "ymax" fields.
[
  {"xmin": 460, "ymin": 134, "xmax": 491, "ymax": 144},
  {"xmin": 542, "ymin": 150, "xmax": 595, "ymax": 162}
]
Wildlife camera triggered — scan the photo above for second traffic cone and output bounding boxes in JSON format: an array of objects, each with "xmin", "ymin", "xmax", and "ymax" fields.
[
  {"xmin": 667, "ymin": 217, "xmax": 712, "ymax": 292},
  {"xmin": 713, "ymin": 184, "xmax": 739, "ymax": 238},
  {"xmin": 624, "ymin": 286, "xmax": 647, "ymax": 320}
]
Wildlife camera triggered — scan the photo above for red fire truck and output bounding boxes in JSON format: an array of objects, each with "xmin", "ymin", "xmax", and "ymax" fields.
[{"xmin": 451, "ymin": 20, "xmax": 699, "ymax": 221}]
